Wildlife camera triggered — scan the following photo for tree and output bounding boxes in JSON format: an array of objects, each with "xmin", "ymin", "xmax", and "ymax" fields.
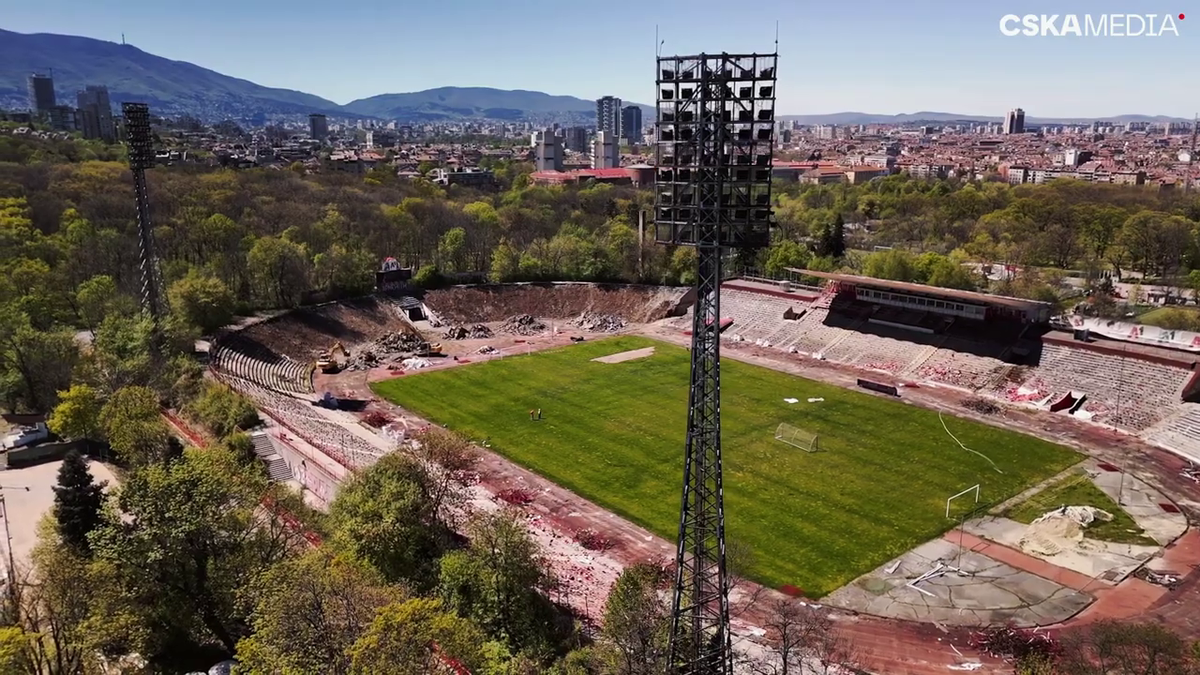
[
  {"xmin": 348, "ymin": 597, "xmax": 487, "ymax": 675},
  {"xmin": 1056, "ymin": 620, "xmax": 1200, "ymax": 675},
  {"xmin": 437, "ymin": 227, "xmax": 468, "ymax": 274},
  {"xmin": 99, "ymin": 386, "xmax": 171, "ymax": 467},
  {"xmin": 10, "ymin": 531, "xmax": 99, "ymax": 675},
  {"xmin": 762, "ymin": 240, "xmax": 811, "ymax": 278},
  {"xmin": 235, "ymin": 549, "xmax": 401, "ymax": 675},
  {"xmin": 74, "ymin": 275, "xmax": 120, "ymax": 334},
  {"xmin": 47, "ymin": 384, "xmax": 102, "ymax": 443},
  {"xmin": 409, "ymin": 427, "xmax": 479, "ymax": 530},
  {"xmin": 490, "ymin": 239, "xmax": 521, "ymax": 282},
  {"xmin": 438, "ymin": 510, "xmax": 561, "ymax": 655},
  {"xmin": 89, "ymin": 447, "xmax": 301, "ymax": 664},
  {"xmin": 52, "ymin": 450, "xmax": 106, "ymax": 556},
  {"xmin": 598, "ymin": 564, "xmax": 669, "ymax": 675},
  {"xmin": 184, "ymin": 382, "xmax": 259, "ymax": 438},
  {"xmin": 247, "ymin": 236, "xmax": 311, "ymax": 307},
  {"xmin": 748, "ymin": 599, "xmax": 858, "ymax": 675},
  {"xmin": 413, "ymin": 264, "xmax": 445, "ymax": 289},
  {"xmin": 862, "ymin": 248, "xmax": 917, "ymax": 282},
  {"xmin": 313, "ymin": 243, "xmax": 375, "ymax": 295},
  {"xmin": 0, "ymin": 307, "xmax": 78, "ymax": 413},
  {"xmin": 168, "ymin": 270, "xmax": 236, "ymax": 333},
  {"xmin": 329, "ymin": 453, "xmax": 448, "ymax": 588}
]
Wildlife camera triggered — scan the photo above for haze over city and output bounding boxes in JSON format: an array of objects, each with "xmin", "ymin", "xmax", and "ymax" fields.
[{"xmin": 4, "ymin": 0, "xmax": 1196, "ymax": 117}]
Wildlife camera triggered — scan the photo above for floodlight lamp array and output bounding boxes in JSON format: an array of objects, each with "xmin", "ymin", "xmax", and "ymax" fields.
[
  {"xmin": 122, "ymin": 102, "xmax": 154, "ymax": 171},
  {"xmin": 654, "ymin": 53, "xmax": 778, "ymax": 248}
]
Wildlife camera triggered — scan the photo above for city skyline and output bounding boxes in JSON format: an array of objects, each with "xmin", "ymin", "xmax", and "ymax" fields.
[{"xmin": 4, "ymin": 0, "xmax": 1197, "ymax": 118}]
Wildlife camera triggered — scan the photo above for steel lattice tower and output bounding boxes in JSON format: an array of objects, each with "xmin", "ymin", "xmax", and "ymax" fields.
[
  {"xmin": 654, "ymin": 53, "xmax": 777, "ymax": 674},
  {"xmin": 122, "ymin": 102, "xmax": 168, "ymax": 322}
]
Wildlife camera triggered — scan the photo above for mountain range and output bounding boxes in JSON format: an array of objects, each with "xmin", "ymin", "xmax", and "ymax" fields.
[{"xmin": 0, "ymin": 29, "xmax": 1189, "ymax": 126}]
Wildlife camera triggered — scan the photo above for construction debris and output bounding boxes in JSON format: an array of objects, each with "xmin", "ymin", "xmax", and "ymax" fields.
[
  {"xmin": 442, "ymin": 324, "xmax": 494, "ymax": 340},
  {"xmin": 1135, "ymin": 568, "xmax": 1181, "ymax": 589},
  {"xmin": 1019, "ymin": 505, "xmax": 1113, "ymax": 556},
  {"xmin": 344, "ymin": 332, "xmax": 441, "ymax": 369},
  {"xmin": 477, "ymin": 345, "xmax": 498, "ymax": 355},
  {"xmin": 499, "ymin": 314, "xmax": 546, "ymax": 335},
  {"xmin": 962, "ymin": 397, "xmax": 1001, "ymax": 415},
  {"xmin": 571, "ymin": 312, "xmax": 626, "ymax": 332}
]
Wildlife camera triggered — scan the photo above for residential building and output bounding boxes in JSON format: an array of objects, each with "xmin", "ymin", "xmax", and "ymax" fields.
[
  {"xmin": 844, "ymin": 166, "xmax": 889, "ymax": 184},
  {"xmin": 309, "ymin": 114, "xmax": 329, "ymax": 141},
  {"xmin": 592, "ymin": 130, "xmax": 618, "ymax": 169},
  {"xmin": 75, "ymin": 85, "xmax": 115, "ymax": 142},
  {"xmin": 27, "ymin": 73, "xmax": 56, "ymax": 113},
  {"xmin": 596, "ymin": 96, "xmax": 622, "ymax": 139},
  {"xmin": 46, "ymin": 105, "xmax": 76, "ymax": 132},
  {"xmin": 1004, "ymin": 108, "xmax": 1025, "ymax": 135},
  {"xmin": 431, "ymin": 167, "xmax": 496, "ymax": 189},
  {"xmin": 620, "ymin": 105, "xmax": 642, "ymax": 143},
  {"xmin": 564, "ymin": 126, "xmax": 588, "ymax": 153},
  {"xmin": 532, "ymin": 129, "xmax": 563, "ymax": 172}
]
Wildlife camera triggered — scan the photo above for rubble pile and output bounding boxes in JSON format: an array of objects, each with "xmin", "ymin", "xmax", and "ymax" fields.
[
  {"xmin": 442, "ymin": 324, "xmax": 494, "ymax": 340},
  {"xmin": 477, "ymin": 345, "xmax": 498, "ymax": 355},
  {"xmin": 499, "ymin": 314, "xmax": 546, "ymax": 335},
  {"xmin": 497, "ymin": 488, "xmax": 534, "ymax": 506},
  {"xmin": 962, "ymin": 397, "xmax": 1001, "ymax": 415},
  {"xmin": 573, "ymin": 528, "xmax": 614, "ymax": 552},
  {"xmin": 346, "ymin": 332, "xmax": 428, "ymax": 370},
  {"xmin": 571, "ymin": 312, "xmax": 626, "ymax": 332}
]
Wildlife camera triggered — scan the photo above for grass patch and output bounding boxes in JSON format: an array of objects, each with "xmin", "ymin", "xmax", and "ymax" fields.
[
  {"xmin": 1003, "ymin": 472, "xmax": 1157, "ymax": 546},
  {"xmin": 372, "ymin": 336, "xmax": 1080, "ymax": 596}
]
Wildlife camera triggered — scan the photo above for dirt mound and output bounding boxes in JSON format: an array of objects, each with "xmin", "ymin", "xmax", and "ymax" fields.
[
  {"xmin": 347, "ymin": 332, "xmax": 430, "ymax": 370},
  {"xmin": 499, "ymin": 314, "xmax": 547, "ymax": 335},
  {"xmin": 425, "ymin": 283, "xmax": 687, "ymax": 324},
  {"xmin": 571, "ymin": 312, "xmax": 626, "ymax": 332},
  {"xmin": 240, "ymin": 296, "xmax": 413, "ymax": 361},
  {"xmin": 442, "ymin": 324, "xmax": 494, "ymax": 340}
]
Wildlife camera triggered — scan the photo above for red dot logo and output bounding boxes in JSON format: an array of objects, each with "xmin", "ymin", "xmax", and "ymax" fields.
[{"xmin": 1180, "ymin": 13, "xmax": 1186, "ymax": 19}]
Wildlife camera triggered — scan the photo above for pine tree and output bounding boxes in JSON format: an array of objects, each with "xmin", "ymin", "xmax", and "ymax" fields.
[
  {"xmin": 52, "ymin": 449, "xmax": 105, "ymax": 555},
  {"xmin": 830, "ymin": 212, "xmax": 847, "ymax": 258}
]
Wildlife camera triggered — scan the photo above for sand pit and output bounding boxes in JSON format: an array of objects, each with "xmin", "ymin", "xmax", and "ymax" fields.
[{"xmin": 592, "ymin": 346, "xmax": 655, "ymax": 364}]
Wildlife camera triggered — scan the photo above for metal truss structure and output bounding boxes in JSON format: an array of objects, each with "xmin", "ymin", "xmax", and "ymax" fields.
[
  {"xmin": 654, "ymin": 52, "xmax": 777, "ymax": 674},
  {"xmin": 122, "ymin": 102, "xmax": 168, "ymax": 322}
]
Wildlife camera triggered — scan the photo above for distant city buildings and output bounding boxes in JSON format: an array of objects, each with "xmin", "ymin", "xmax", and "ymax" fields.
[
  {"xmin": 532, "ymin": 128, "xmax": 563, "ymax": 172},
  {"xmin": 1004, "ymin": 108, "xmax": 1025, "ymax": 135},
  {"xmin": 620, "ymin": 105, "xmax": 642, "ymax": 143},
  {"xmin": 76, "ymin": 85, "xmax": 115, "ymax": 142},
  {"xmin": 27, "ymin": 73, "xmax": 56, "ymax": 113},
  {"xmin": 596, "ymin": 96, "xmax": 621, "ymax": 139},
  {"xmin": 592, "ymin": 130, "xmax": 618, "ymax": 169},
  {"xmin": 564, "ymin": 126, "xmax": 588, "ymax": 153},
  {"xmin": 309, "ymin": 113, "xmax": 329, "ymax": 141}
]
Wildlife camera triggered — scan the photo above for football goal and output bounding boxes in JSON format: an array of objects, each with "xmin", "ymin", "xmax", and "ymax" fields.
[{"xmin": 774, "ymin": 423, "xmax": 820, "ymax": 453}]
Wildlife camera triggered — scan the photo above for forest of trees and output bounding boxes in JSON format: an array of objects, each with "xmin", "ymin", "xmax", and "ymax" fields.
[{"xmin": 4, "ymin": 131, "xmax": 1200, "ymax": 673}]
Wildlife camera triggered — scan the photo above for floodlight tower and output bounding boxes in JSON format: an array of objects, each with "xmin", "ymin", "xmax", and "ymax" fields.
[
  {"xmin": 655, "ymin": 52, "xmax": 777, "ymax": 673},
  {"xmin": 122, "ymin": 102, "xmax": 167, "ymax": 322}
]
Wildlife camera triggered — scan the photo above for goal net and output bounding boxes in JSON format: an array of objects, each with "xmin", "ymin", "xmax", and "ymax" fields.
[{"xmin": 774, "ymin": 423, "xmax": 819, "ymax": 453}]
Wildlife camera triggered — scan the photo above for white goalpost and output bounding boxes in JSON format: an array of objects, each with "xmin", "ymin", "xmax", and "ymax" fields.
[
  {"xmin": 774, "ymin": 423, "xmax": 819, "ymax": 453},
  {"xmin": 946, "ymin": 484, "xmax": 981, "ymax": 519}
]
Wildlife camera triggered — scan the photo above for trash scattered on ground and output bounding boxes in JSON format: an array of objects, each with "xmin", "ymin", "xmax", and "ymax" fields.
[
  {"xmin": 346, "ymin": 332, "xmax": 434, "ymax": 369},
  {"xmin": 571, "ymin": 312, "xmax": 626, "ymax": 332},
  {"xmin": 808, "ymin": 397, "xmax": 824, "ymax": 403},
  {"xmin": 783, "ymin": 398, "xmax": 799, "ymax": 404},
  {"xmin": 477, "ymin": 345, "xmax": 498, "ymax": 354},
  {"xmin": 401, "ymin": 357, "xmax": 431, "ymax": 370},
  {"xmin": 499, "ymin": 314, "xmax": 547, "ymax": 335},
  {"xmin": 1135, "ymin": 568, "xmax": 1181, "ymax": 589},
  {"xmin": 442, "ymin": 324, "xmax": 494, "ymax": 340},
  {"xmin": 962, "ymin": 397, "xmax": 1001, "ymax": 415},
  {"xmin": 574, "ymin": 528, "xmax": 613, "ymax": 552},
  {"xmin": 497, "ymin": 488, "xmax": 534, "ymax": 506}
]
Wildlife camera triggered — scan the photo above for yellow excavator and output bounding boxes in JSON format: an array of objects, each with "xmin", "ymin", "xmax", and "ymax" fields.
[{"xmin": 315, "ymin": 341, "xmax": 350, "ymax": 373}]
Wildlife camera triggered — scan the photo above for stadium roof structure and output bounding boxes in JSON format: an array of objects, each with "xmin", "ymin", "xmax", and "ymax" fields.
[{"xmin": 787, "ymin": 269, "xmax": 1054, "ymax": 312}]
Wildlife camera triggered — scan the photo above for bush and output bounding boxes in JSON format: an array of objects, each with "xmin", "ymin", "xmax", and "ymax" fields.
[
  {"xmin": 186, "ymin": 382, "xmax": 259, "ymax": 438},
  {"xmin": 413, "ymin": 264, "xmax": 445, "ymax": 289}
]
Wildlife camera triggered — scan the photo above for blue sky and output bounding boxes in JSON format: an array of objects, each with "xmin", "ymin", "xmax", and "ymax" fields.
[{"xmin": 5, "ymin": 0, "xmax": 1197, "ymax": 117}]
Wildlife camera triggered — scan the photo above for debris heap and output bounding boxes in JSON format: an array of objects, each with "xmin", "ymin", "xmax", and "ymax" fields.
[
  {"xmin": 442, "ymin": 324, "xmax": 494, "ymax": 340},
  {"xmin": 571, "ymin": 312, "xmax": 626, "ymax": 332},
  {"xmin": 346, "ymin": 332, "xmax": 429, "ymax": 370},
  {"xmin": 962, "ymin": 397, "xmax": 1001, "ymax": 415},
  {"xmin": 499, "ymin": 314, "xmax": 546, "ymax": 335}
]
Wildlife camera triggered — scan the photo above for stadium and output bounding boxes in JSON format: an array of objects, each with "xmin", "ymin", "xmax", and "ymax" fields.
[{"xmin": 207, "ymin": 273, "xmax": 1200, "ymax": 673}]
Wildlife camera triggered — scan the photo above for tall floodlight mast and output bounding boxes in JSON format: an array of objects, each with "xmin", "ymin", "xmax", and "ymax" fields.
[
  {"xmin": 122, "ymin": 102, "xmax": 168, "ymax": 323},
  {"xmin": 654, "ymin": 52, "xmax": 777, "ymax": 674}
]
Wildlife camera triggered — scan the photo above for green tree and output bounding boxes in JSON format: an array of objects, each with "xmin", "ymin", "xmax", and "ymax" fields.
[
  {"xmin": 52, "ymin": 449, "xmax": 106, "ymax": 556},
  {"xmin": 235, "ymin": 549, "xmax": 401, "ymax": 675},
  {"xmin": 74, "ymin": 274, "xmax": 121, "ymax": 334},
  {"xmin": 247, "ymin": 236, "xmax": 311, "ymax": 307},
  {"xmin": 599, "ymin": 564, "xmax": 669, "ymax": 675},
  {"xmin": 184, "ymin": 382, "xmax": 259, "ymax": 438},
  {"xmin": 437, "ymin": 227, "xmax": 468, "ymax": 274},
  {"xmin": 490, "ymin": 239, "xmax": 521, "ymax": 282},
  {"xmin": 862, "ymin": 249, "xmax": 916, "ymax": 282},
  {"xmin": 329, "ymin": 453, "xmax": 448, "ymax": 588},
  {"xmin": 89, "ymin": 447, "xmax": 300, "ymax": 662},
  {"xmin": 98, "ymin": 386, "xmax": 171, "ymax": 467},
  {"xmin": 438, "ymin": 510, "xmax": 560, "ymax": 655},
  {"xmin": 313, "ymin": 243, "xmax": 375, "ymax": 295},
  {"xmin": 669, "ymin": 247, "xmax": 697, "ymax": 285},
  {"xmin": 168, "ymin": 270, "xmax": 236, "ymax": 333},
  {"xmin": 762, "ymin": 240, "xmax": 811, "ymax": 278},
  {"xmin": 0, "ymin": 307, "xmax": 78, "ymax": 413},
  {"xmin": 47, "ymin": 383, "xmax": 103, "ymax": 442},
  {"xmin": 348, "ymin": 597, "xmax": 487, "ymax": 675},
  {"xmin": 413, "ymin": 264, "xmax": 445, "ymax": 289}
]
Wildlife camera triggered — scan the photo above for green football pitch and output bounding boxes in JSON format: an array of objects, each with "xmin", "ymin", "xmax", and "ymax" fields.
[{"xmin": 372, "ymin": 336, "xmax": 1080, "ymax": 597}]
